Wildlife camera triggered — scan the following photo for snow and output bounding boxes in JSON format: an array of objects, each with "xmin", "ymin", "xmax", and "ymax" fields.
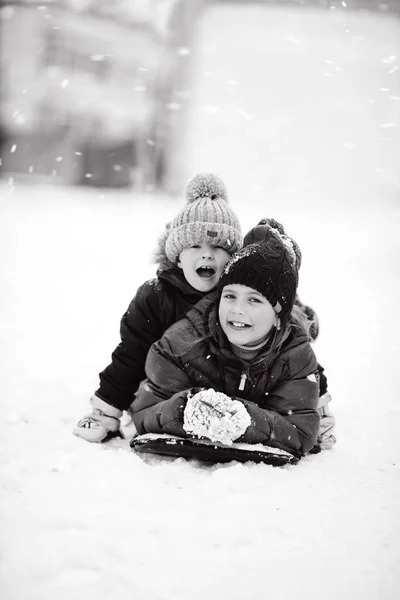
[
  {"xmin": 1, "ymin": 3, "xmax": 400, "ymax": 600},
  {"xmin": 183, "ymin": 389, "xmax": 251, "ymax": 445}
]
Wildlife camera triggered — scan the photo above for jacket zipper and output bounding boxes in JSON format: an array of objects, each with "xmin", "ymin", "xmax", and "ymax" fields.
[{"xmin": 238, "ymin": 372, "xmax": 247, "ymax": 391}]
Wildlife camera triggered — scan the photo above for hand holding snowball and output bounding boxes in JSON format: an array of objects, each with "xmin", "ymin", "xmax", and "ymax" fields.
[{"xmin": 183, "ymin": 388, "xmax": 251, "ymax": 446}]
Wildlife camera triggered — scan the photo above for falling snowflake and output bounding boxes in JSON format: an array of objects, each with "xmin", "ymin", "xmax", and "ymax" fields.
[{"xmin": 177, "ymin": 47, "xmax": 190, "ymax": 56}]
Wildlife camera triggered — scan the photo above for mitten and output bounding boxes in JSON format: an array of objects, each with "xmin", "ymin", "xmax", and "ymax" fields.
[
  {"xmin": 183, "ymin": 388, "xmax": 251, "ymax": 446},
  {"xmin": 73, "ymin": 395, "xmax": 123, "ymax": 443},
  {"xmin": 309, "ymin": 392, "xmax": 336, "ymax": 453},
  {"xmin": 317, "ymin": 403, "xmax": 336, "ymax": 450}
]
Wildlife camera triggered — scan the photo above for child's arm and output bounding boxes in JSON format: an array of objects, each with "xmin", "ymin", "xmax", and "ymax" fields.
[
  {"xmin": 94, "ymin": 279, "xmax": 170, "ymax": 412},
  {"xmin": 237, "ymin": 375, "xmax": 320, "ymax": 456},
  {"xmin": 313, "ymin": 392, "xmax": 336, "ymax": 452},
  {"xmin": 130, "ymin": 333, "xmax": 200, "ymax": 436},
  {"xmin": 74, "ymin": 280, "xmax": 175, "ymax": 443}
]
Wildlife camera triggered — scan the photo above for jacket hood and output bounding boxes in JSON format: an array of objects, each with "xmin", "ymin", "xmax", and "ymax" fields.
[{"xmin": 153, "ymin": 227, "xmax": 176, "ymax": 272}]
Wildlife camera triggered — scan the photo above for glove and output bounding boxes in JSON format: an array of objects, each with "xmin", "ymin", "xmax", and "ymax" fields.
[
  {"xmin": 183, "ymin": 388, "xmax": 251, "ymax": 446},
  {"xmin": 73, "ymin": 395, "xmax": 123, "ymax": 443},
  {"xmin": 309, "ymin": 392, "xmax": 336, "ymax": 453}
]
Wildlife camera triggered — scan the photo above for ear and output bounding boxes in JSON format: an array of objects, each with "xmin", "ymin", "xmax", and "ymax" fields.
[
  {"xmin": 176, "ymin": 257, "xmax": 182, "ymax": 269},
  {"xmin": 275, "ymin": 316, "xmax": 281, "ymax": 331}
]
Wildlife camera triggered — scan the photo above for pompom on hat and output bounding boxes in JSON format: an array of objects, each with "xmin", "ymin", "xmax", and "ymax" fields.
[
  {"xmin": 165, "ymin": 173, "xmax": 242, "ymax": 263},
  {"xmin": 243, "ymin": 217, "xmax": 302, "ymax": 269},
  {"xmin": 219, "ymin": 221, "xmax": 301, "ymax": 326}
]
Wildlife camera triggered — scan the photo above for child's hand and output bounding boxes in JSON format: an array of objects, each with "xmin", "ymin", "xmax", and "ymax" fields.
[
  {"xmin": 183, "ymin": 388, "xmax": 251, "ymax": 446},
  {"xmin": 73, "ymin": 396, "xmax": 123, "ymax": 443},
  {"xmin": 309, "ymin": 393, "xmax": 336, "ymax": 453}
]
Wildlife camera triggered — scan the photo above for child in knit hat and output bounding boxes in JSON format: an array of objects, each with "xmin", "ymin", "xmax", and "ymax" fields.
[
  {"xmin": 73, "ymin": 173, "xmax": 242, "ymax": 443},
  {"xmin": 129, "ymin": 223, "xmax": 321, "ymax": 458}
]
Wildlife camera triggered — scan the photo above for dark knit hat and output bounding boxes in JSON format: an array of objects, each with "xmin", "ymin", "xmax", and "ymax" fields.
[
  {"xmin": 219, "ymin": 223, "xmax": 301, "ymax": 325},
  {"xmin": 244, "ymin": 218, "xmax": 302, "ymax": 269},
  {"xmin": 165, "ymin": 173, "xmax": 242, "ymax": 262}
]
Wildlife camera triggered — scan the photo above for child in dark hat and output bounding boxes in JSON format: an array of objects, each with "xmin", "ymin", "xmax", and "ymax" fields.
[
  {"xmin": 130, "ymin": 223, "xmax": 321, "ymax": 458},
  {"xmin": 73, "ymin": 173, "xmax": 243, "ymax": 443}
]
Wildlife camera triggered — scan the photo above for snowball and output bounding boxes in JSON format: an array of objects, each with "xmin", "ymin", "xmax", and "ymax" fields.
[{"xmin": 183, "ymin": 388, "xmax": 251, "ymax": 446}]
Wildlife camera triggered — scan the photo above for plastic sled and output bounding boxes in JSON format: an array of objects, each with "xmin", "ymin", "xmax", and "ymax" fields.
[{"xmin": 130, "ymin": 433, "xmax": 298, "ymax": 467}]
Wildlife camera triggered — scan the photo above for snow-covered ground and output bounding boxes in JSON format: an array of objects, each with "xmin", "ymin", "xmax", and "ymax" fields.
[{"xmin": 1, "ymin": 4, "xmax": 400, "ymax": 600}]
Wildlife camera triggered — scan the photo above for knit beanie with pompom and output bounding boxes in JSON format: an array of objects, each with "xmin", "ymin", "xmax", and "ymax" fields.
[{"xmin": 164, "ymin": 173, "xmax": 242, "ymax": 263}]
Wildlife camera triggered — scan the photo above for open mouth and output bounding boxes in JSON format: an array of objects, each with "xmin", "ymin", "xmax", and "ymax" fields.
[
  {"xmin": 196, "ymin": 266, "xmax": 216, "ymax": 279},
  {"xmin": 228, "ymin": 321, "xmax": 251, "ymax": 329}
]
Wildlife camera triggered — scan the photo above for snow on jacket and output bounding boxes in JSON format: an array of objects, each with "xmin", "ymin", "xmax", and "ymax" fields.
[
  {"xmin": 95, "ymin": 266, "xmax": 206, "ymax": 411},
  {"xmin": 132, "ymin": 295, "xmax": 320, "ymax": 457}
]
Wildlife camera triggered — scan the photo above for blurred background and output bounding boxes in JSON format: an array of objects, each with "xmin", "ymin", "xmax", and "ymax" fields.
[{"xmin": 0, "ymin": 0, "xmax": 399, "ymax": 203}]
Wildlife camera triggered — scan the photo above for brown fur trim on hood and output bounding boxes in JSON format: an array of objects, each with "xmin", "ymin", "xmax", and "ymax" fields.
[{"xmin": 153, "ymin": 225, "xmax": 176, "ymax": 272}]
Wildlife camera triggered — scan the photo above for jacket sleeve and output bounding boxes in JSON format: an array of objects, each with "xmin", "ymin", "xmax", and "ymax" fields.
[
  {"xmin": 237, "ymin": 347, "xmax": 320, "ymax": 456},
  {"xmin": 131, "ymin": 329, "xmax": 201, "ymax": 436},
  {"xmin": 95, "ymin": 280, "xmax": 170, "ymax": 412}
]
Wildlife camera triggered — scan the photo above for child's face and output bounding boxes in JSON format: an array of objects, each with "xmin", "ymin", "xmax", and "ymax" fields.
[
  {"xmin": 219, "ymin": 284, "xmax": 276, "ymax": 347},
  {"xmin": 177, "ymin": 243, "xmax": 231, "ymax": 292}
]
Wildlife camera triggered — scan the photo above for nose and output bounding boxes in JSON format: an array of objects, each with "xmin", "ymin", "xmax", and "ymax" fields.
[
  {"xmin": 202, "ymin": 246, "xmax": 214, "ymax": 260},
  {"xmin": 232, "ymin": 300, "xmax": 245, "ymax": 315}
]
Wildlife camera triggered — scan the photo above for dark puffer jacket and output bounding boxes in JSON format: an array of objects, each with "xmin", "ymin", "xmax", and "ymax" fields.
[
  {"xmin": 132, "ymin": 295, "xmax": 320, "ymax": 457},
  {"xmin": 95, "ymin": 267, "xmax": 206, "ymax": 411}
]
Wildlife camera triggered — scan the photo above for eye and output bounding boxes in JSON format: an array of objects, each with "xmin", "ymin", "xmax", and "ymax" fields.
[
  {"xmin": 222, "ymin": 293, "xmax": 236, "ymax": 300},
  {"xmin": 249, "ymin": 297, "xmax": 262, "ymax": 304},
  {"xmin": 214, "ymin": 245, "xmax": 225, "ymax": 250},
  {"xmin": 191, "ymin": 245, "xmax": 201, "ymax": 249}
]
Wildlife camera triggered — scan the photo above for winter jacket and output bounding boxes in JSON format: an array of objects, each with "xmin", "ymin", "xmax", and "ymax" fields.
[
  {"xmin": 132, "ymin": 295, "xmax": 320, "ymax": 457},
  {"xmin": 95, "ymin": 266, "xmax": 206, "ymax": 411}
]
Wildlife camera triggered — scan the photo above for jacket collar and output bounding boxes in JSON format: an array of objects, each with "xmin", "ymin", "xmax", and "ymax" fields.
[{"xmin": 157, "ymin": 266, "xmax": 206, "ymax": 303}]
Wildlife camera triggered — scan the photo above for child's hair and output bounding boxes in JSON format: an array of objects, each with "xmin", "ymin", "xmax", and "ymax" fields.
[
  {"xmin": 291, "ymin": 303, "xmax": 315, "ymax": 340},
  {"xmin": 163, "ymin": 173, "xmax": 242, "ymax": 263},
  {"xmin": 272, "ymin": 303, "xmax": 314, "ymax": 352}
]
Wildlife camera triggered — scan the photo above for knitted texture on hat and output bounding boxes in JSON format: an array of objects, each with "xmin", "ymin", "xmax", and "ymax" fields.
[
  {"xmin": 219, "ymin": 226, "xmax": 301, "ymax": 325},
  {"xmin": 244, "ymin": 218, "xmax": 302, "ymax": 269},
  {"xmin": 165, "ymin": 173, "xmax": 242, "ymax": 262}
]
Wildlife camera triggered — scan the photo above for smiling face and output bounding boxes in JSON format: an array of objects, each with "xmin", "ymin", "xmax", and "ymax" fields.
[
  {"xmin": 218, "ymin": 283, "xmax": 276, "ymax": 346},
  {"xmin": 177, "ymin": 243, "xmax": 232, "ymax": 292}
]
